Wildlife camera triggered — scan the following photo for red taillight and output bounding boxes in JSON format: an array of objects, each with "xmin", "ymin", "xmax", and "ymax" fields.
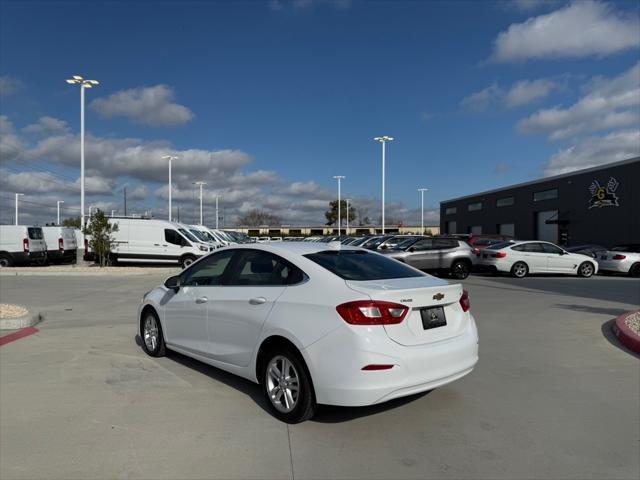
[
  {"xmin": 459, "ymin": 290, "xmax": 470, "ymax": 312},
  {"xmin": 58, "ymin": 238, "xmax": 64, "ymax": 251},
  {"xmin": 23, "ymin": 238, "xmax": 29, "ymax": 253},
  {"xmin": 613, "ymin": 254, "xmax": 626, "ymax": 260},
  {"xmin": 492, "ymin": 252, "xmax": 507, "ymax": 258},
  {"xmin": 361, "ymin": 364, "xmax": 394, "ymax": 371},
  {"xmin": 336, "ymin": 300, "xmax": 409, "ymax": 325},
  {"xmin": 473, "ymin": 247, "xmax": 480, "ymax": 255}
]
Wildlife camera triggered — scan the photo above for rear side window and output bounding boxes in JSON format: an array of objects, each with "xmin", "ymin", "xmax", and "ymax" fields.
[
  {"xmin": 28, "ymin": 228, "xmax": 43, "ymax": 240},
  {"xmin": 612, "ymin": 244, "xmax": 640, "ymax": 253},
  {"xmin": 433, "ymin": 239, "xmax": 458, "ymax": 249},
  {"xmin": 227, "ymin": 250, "xmax": 306, "ymax": 286},
  {"xmin": 488, "ymin": 241, "xmax": 515, "ymax": 250},
  {"xmin": 304, "ymin": 250, "xmax": 425, "ymax": 281}
]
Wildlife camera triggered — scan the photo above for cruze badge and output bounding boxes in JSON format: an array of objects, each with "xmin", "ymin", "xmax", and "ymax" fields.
[{"xmin": 433, "ymin": 293, "xmax": 444, "ymax": 301}]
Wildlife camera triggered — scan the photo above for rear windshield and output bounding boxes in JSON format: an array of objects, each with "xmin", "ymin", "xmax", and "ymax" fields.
[
  {"xmin": 611, "ymin": 245, "xmax": 640, "ymax": 253},
  {"xmin": 28, "ymin": 227, "xmax": 43, "ymax": 240},
  {"xmin": 486, "ymin": 241, "xmax": 515, "ymax": 250},
  {"xmin": 304, "ymin": 250, "xmax": 425, "ymax": 281}
]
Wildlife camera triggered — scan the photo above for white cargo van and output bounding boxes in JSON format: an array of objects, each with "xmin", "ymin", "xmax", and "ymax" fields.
[
  {"xmin": 42, "ymin": 226, "xmax": 78, "ymax": 264},
  {"xmin": 188, "ymin": 225, "xmax": 225, "ymax": 248},
  {"xmin": 0, "ymin": 225, "xmax": 48, "ymax": 267},
  {"xmin": 85, "ymin": 218, "xmax": 213, "ymax": 268}
]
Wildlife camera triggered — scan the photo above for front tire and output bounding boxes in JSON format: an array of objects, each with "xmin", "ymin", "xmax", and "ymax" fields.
[
  {"xmin": 180, "ymin": 255, "xmax": 196, "ymax": 269},
  {"xmin": 450, "ymin": 260, "xmax": 471, "ymax": 280},
  {"xmin": 577, "ymin": 261, "xmax": 595, "ymax": 278},
  {"xmin": 262, "ymin": 347, "xmax": 316, "ymax": 423},
  {"xmin": 511, "ymin": 261, "xmax": 528, "ymax": 278},
  {"xmin": 141, "ymin": 309, "xmax": 166, "ymax": 357}
]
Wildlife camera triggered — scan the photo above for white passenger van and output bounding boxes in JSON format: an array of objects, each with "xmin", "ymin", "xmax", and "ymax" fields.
[
  {"xmin": 86, "ymin": 218, "xmax": 213, "ymax": 268},
  {"xmin": 0, "ymin": 225, "xmax": 48, "ymax": 267},
  {"xmin": 42, "ymin": 226, "xmax": 78, "ymax": 264}
]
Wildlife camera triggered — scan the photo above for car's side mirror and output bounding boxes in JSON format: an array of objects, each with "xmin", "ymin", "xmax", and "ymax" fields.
[
  {"xmin": 408, "ymin": 247, "xmax": 415, "ymax": 253},
  {"xmin": 164, "ymin": 275, "xmax": 181, "ymax": 292},
  {"xmin": 380, "ymin": 245, "xmax": 387, "ymax": 250},
  {"xmin": 559, "ymin": 251, "xmax": 566, "ymax": 255}
]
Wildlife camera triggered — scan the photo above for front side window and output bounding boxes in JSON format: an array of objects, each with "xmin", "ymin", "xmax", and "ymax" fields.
[
  {"xmin": 227, "ymin": 250, "xmax": 305, "ymax": 286},
  {"xmin": 541, "ymin": 243, "xmax": 564, "ymax": 254},
  {"xmin": 164, "ymin": 229, "xmax": 185, "ymax": 246},
  {"xmin": 468, "ymin": 202, "xmax": 482, "ymax": 212},
  {"xmin": 304, "ymin": 250, "xmax": 424, "ymax": 281},
  {"xmin": 178, "ymin": 228, "xmax": 199, "ymax": 243},
  {"xmin": 533, "ymin": 189, "xmax": 558, "ymax": 202},
  {"xmin": 181, "ymin": 250, "xmax": 235, "ymax": 286}
]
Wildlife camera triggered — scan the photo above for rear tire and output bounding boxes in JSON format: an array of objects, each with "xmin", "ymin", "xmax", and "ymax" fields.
[
  {"xmin": 0, "ymin": 254, "xmax": 13, "ymax": 268},
  {"xmin": 450, "ymin": 260, "xmax": 471, "ymax": 280},
  {"xmin": 511, "ymin": 261, "xmax": 528, "ymax": 278},
  {"xmin": 577, "ymin": 261, "xmax": 595, "ymax": 278},
  {"xmin": 140, "ymin": 309, "xmax": 166, "ymax": 357},
  {"xmin": 629, "ymin": 263, "xmax": 640, "ymax": 278},
  {"xmin": 180, "ymin": 255, "xmax": 196, "ymax": 269},
  {"xmin": 261, "ymin": 346, "xmax": 316, "ymax": 424}
]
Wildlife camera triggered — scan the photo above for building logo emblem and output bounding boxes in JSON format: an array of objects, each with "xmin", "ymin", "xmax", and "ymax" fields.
[{"xmin": 588, "ymin": 177, "xmax": 620, "ymax": 209}]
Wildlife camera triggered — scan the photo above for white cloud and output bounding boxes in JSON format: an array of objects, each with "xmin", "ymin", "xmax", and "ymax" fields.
[
  {"xmin": 23, "ymin": 116, "xmax": 70, "ymax": 134},
  {"xmin": 0, "ymin": 116, "xmax": 25, "ymax": 162},
  {"xmin": 505, "ymin": 78, "xmax": 558, "ymax": 107},
  {"xmin": 460, "ymin": 84, "xmax": 503, "ymax": 111},
  {"xmin": 543, "ymin": 129, "xmax": 640, "ymax": 175},
  {"xmin": 0, "ymin": 76, "xmax": 22, "ymax": 96},
  {"xmin": 518, "ymin": 62, "xmax": 640, "ymax": 140},
  {"xmin": 90, "ymin": 85, "xmax": 194, "ymax": 127},
  {"xmin": 0, "ymin": 168, "xmax": 74, "ymax": 194},
  {"xmin": 128, "ymin": 184, "xmax": 149, "ymax": 201},
  {"xmin": 498, "ymin": 0, "xmax": 563, "ymax": 12},
  {"xmin": 491, "ymin": 1, "xmax": 640, "ymax": 62},
  {"xmin": 73, "ymin": 176, "xmax": 115, "ymax": 195}
]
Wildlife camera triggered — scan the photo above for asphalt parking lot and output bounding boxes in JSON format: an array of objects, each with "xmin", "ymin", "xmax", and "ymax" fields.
[{"xmin": 1, "ymin": 271, "xmax": 638, "ymax": 480}]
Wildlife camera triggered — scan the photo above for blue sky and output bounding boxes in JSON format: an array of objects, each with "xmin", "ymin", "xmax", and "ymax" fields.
[{"xmin": 1, "ymin": 0, "xmax": 638, "ymax": 226}]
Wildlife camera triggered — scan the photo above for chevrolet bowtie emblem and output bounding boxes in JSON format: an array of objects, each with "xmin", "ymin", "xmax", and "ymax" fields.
[{"xmin": 433, "ymin": 293, "xmax": 444, "ymax": 301}]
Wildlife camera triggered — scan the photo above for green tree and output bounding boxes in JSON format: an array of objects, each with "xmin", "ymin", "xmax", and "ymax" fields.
[
  {"xmin": 62, "ymin": 216, "xmax": 81, "ymax": 228},
  {"xmin": 83, "ymin": 210, "xmax": 119, "ymax": 267},
  {"xmin": 324, "ymin": 200, "xmax": 356, "ymax": 227}
]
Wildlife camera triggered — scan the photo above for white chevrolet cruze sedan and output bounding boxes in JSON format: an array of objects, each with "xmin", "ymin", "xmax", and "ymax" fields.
[
  {"xmin": 478, "ymin": 240, "xmax": 598, "ymax": 278},
  {"xmin": 138, "ymin": 242, "xmax": 479, "ymax": 423}
]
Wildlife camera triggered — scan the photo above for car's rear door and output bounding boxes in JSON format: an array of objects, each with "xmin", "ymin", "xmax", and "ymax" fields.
[
  {"xmin": 206, "ymin": 249, "xmax": 290, "ymax": 367},
  {"xmin": 522, "ymin": 242, "xmax": 548, "ymax": 272}
]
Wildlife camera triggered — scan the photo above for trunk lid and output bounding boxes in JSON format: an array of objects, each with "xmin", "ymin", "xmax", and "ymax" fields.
[{"xmin": 346, "ymin": 276, "xmax": 469, "ymax": 346}]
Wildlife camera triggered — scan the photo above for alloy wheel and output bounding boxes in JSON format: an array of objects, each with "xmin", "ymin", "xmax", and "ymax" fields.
[
  {"xmin": 513, "ymin": 263, "xmax": 527, "ymax": 278},
  {"xmin": 580, "ymin": 263, "xmax": 594, "ymax": 277},
  {"xmin": 143, "ymin": 315, "xmax": 159, "ymax": 352},
  {"xmin": 265, "ymin": 355, "xmax": 300, "ymax": 414}
]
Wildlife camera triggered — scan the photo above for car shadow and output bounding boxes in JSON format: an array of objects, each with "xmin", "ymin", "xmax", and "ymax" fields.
[
  {"xmin": 133, "ymin": 334, "xmax": 432, "ymax": 422},
  {"xmin": 553, "ymin": 304, "xmax": 630, "ymax": 317},
  {"xmin": 601, "ymin": 319, "xmax": 640, "ymax": 360}
]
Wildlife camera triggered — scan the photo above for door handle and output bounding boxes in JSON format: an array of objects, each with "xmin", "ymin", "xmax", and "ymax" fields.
[
  {"xmin": 154, "ymin": 243, "xmax": 160, "ymax": 246},
  {"xmin": 249, "ymin": 297, "xmax": 267, "ymax": 305},
  {"xmin": 195, "ymin": 297, "xmax": 208, "ymax": 304}
]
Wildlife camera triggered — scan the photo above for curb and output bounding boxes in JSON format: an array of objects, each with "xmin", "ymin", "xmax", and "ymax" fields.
[
  {"xmin": 0, "ymin": 311, "xmax": 43, "ymax": 330},
  {"xmin": 612, "ymin": 310, "xmax": 640, "ymax": 354}
]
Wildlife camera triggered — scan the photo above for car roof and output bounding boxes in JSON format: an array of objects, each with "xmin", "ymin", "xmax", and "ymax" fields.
[{"xmin": 220, "ymin": 241, "xmax": 362, "ymax": 256}]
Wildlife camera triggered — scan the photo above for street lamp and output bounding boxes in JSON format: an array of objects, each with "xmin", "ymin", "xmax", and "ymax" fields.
[
  {"xmin": 333, "ymin": 176, "xmax": 345, "ymax": 236},
  {"xmin": 374, "ymin": 135, "xmax": 394, "ymax": 234},
  {"xmin": 162, "ymin": 155, "xmax": 178, "ymax": 221},
  {"xmin": 192, "ymin": 181, "xmax": 207, "ymax": 225},
  {"xmin": 215, "ymin": 195, "xmax": 220, "ymax": 229},
  {"xmin": 14, "ymin": 193, "xmax": 24, "ymax": 225},
  {"xmin": 57, "ymin": 201, "xmax": 64, "ymax": 225},
  {"xmin": 345, "ymin": 198, "xmax": 352, "ymax": 234},
  {"xmin": 66, "ymin": 75, "xmax": 99, "ymax": 230},
  {"xmin": 418, "ymin": 188, "xmax": 428, "ymax": 234}
]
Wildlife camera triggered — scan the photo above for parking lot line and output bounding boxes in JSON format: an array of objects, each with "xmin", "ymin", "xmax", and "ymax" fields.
[{"xmin": 0, "ymin": 326, "xmax": 39, "ymax": 347}]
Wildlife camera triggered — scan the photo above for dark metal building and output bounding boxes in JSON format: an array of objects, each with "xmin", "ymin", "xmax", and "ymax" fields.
[{"xmin": 440, "ymin": 157, "xmax": 640, "ymax": 246}]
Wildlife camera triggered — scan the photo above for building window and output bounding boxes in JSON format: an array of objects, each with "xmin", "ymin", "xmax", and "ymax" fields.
[
  {"xmin": 468, "ymin": 202, "xmax": 482, "ymax": 212},
  {"xmin": 446, "ymin": 220, "xmax": 457, "ymax": 234},
  {"xmin": 496, "ymin": 197, "xmax": 514, "ymax": 207},
  {"xmin": 498, "ymin": 223, "xmax": 515, "ymax": 237},
  {"xmin": 445, "ymin": 207, "xmax": 457, "ymax": 215},
  {"xmin": 469, "ymin": 225, "xmax": 482, "ymax": 235},
  {"xmin": 533, "ymin": 189, "xmax": 558, "ymax": 202}
]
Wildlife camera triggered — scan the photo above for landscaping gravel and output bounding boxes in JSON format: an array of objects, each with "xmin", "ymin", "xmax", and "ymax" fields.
[
  {"xmin": 624, "ymin": 311, "xmax": 640, "ymax": 336},
  {"xmin": 0, "ymin": 304, "xmax": 28, "ymax": 319}
]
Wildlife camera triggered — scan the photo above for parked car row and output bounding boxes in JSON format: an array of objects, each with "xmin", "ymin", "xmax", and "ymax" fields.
[{"xmin": 0, "ymin": 225, "xmax": 77, "ymax": 267}]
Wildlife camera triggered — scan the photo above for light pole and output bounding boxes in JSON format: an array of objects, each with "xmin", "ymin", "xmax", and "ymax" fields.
[
  {"xmin": 215, "ymin": 196, "xmax": 219, "ymax": 229},
  {"xmin": 374, "ymin": 136, "xmax": 394, "ymax": 234},
  {"xmin": 66, "ymin": 75, "xmax": 99, "ymax": 230},
  {"xmin": 88, "ymin": 205, "xmax": 94, "ymax": 219},
  {"xmin": 14, "ymin": 193, "xmax": 24, "ymax": 225},
  {"xmin": 111, "ymin": 210, "xmax": 116, "ymax": 217},
  {"xmin": 162, "ymin": 155, "xmax": 178, "ymax": 221},
  {"xmin": 333, "ymin": 176, "xmax": 345, "ymax": 236},
  {"xmin": 345, "ymin": 198, "xmax": 351, "ymax": 234},
  {"xmin": 57, "ymin": 201, "xmax": 64, "ymax": 225},
  {"xmin": 418, "ymin": 188, "xmax": 428, "ymax": 234},
  {"xmin": 193, "ymin": 181, "xmax": 206, "ymax": 225}
]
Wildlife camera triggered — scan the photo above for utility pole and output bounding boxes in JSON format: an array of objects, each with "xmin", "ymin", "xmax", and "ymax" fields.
[
  {"xmin": 123, "ymin": 186, "xmax": 127, "ymax": 216},
  {"xmin": 57, "ymin": 200, "xmax": 64, "ymax": 225},
  {"xmin": 418, "ymin": 188, "xmax": 428, "ymax": 234},
  {"xmin": 15, "ymin": 193, "xmax": 24, "ymax": 225}
]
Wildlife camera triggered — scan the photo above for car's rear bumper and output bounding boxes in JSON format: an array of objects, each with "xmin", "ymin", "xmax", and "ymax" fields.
[
  {"xmin": 303, "ymin": 316, "xmax": 479, "ymax": 407},
  {"xmin": 47, "ymin": 249, "xmax": 77, "ymax": 263},
  {"xmin": 597, "ymin": 260, "xmax": 630, "ymax": 273}
]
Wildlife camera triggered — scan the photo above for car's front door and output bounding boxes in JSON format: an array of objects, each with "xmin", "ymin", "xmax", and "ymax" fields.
[
  {"xmin": 404, "ymin": 239, "xmax": 435, "ymax": 269},
  {"xmin": 163, "ymin": 250, "xmax": 235, "ymax": 354},
  {"xmin": 207, "ymin": 250, "xmax": 290, "ymax": 367},
  {"xmin": 541, "ymin": 242, "xmax": 576, "ymax": 273}
]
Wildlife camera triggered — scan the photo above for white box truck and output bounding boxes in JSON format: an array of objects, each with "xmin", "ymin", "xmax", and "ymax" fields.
[
  {"xmin": 0, "ymin": 225, "xmax": 48, "ymax": 267},
  {"xmin": 42, "ymin": 226, "xmax": 78, "ymax": 264}
]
